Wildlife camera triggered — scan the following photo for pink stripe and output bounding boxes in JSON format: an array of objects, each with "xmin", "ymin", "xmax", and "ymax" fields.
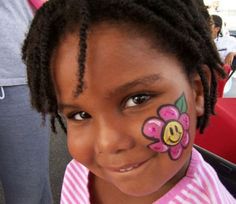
[
  {"xmin": 66, "ymin": 168, "xmax": 88, "ymax": 203},
  {"xmin": 60, "ymin": 188, "xmax": 72, "ymax": 204},
  {"xmin": 63, "ymin": 180, "xmax": 79, "ymax": 204},
  {"xmin": 195, "ymin": 164, "xmax": 217, "ymax": 203},
  {"xmin": 60, "ymin": 161, "xmax": 90, "ymax": 204},
  {"xmin": 173, "ymin": 195, "xmax": 191, "ymax": 204},
  {"xmin": 182, "ymin": 189, "xmax": 204, "ymax": 203},
  {"xmin": 64, "ymin": 174, "xmax": 86, "ymax": 203},
  {"xmin": 67, "ymin": 164, "xmax": 89, "ymax": 198},
  {"xmin": 201, "ymin": 162, "xmax": 223, "ymax": 203},
  {"xmin": 61, "ymin": 181, "xmax": 77, "ymax": 204},
  {"xmin": 178, "ymin": 190, "xmax": 196, "ymax": 203},
  {"xmin": 190, "ymin": 177, "xmax": 210, "ymax": 203},
  {"xmin": 186, "ymin": 183, "xmax": 210, "ymax": 203},
  {"xmin": 204, "ymin": 162, "xmax": 234, "ymax": 203},
  {"xmin": 70, "ymin": 161, "xmax": 88, "ymax": 185}
]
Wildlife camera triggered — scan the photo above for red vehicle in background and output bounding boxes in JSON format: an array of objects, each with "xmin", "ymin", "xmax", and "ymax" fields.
[{"xmin": 194, "ymin": 58, "xmax": 236, "ymax": 197}]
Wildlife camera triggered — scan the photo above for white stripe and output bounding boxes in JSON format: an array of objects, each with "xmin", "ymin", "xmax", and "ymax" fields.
[
  {"xmin": 60, "ymin": 178, "xmax": 69, "ymax": 204},
  {"xmin": 186, "ymin": 183, "xmax": 210, "ymax": 203},
  {"xmin": 192, "ymin": 172, "xmax": 204, "ymax": 189},
  {"xmin": 71, "ymin": 161, "xmax": 88, "ymax": 185},
  {"xmin": 66, "ymin": 169, "xmax": 88, "ymax": 203},
  {"xmin": 223, "ymin": 190, "xmax": 230, "ymax": 203},
  {"xmin": 80, "ymin": 163, "xmax": 89, "ymax": 176},
  {"xmin": 202, "ymin": 162, "xmax": 224, "ymax": 204},
  {"xmin": 60, "ymin": 192, "xmax": 66, "ymax": 204},
  {"xmin": 61, "ymin": 183, "xmax": 77, "ymax": 204},
  {"xmin": 68, "ymin": 165, "xmax": 89, "ymax": 197},
  {"xmin": 175, "ymin": 195, "xmax": 191, "ymax": 204},
  {"xmin": 181, "ymin": 189, "xmax": 202, "ymax": 204},
  {"xmin": 197, "ymin": 165, "xmax": 218, "ymax": 204},
  {"xmin": 217, "ymin": 179, "xmax": 235, "ymax": 203},
  {"xmin": 60, "ymin": 192, "xmax": 71, "ymax": 204}
]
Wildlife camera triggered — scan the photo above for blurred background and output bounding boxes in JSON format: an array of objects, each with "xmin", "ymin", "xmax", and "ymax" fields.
[{"xmin": 204, "ymin": 0, "xmax": 236, "ymax": 97}]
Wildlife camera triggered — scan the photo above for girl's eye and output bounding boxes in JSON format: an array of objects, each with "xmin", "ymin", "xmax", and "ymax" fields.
[
  {"xmin": 69, "ymin": 111, "xmax": 91, "ymax": 121},
  {"xmin": 125, "ymin": 94, "xmax": 151, "ymax": 108}
]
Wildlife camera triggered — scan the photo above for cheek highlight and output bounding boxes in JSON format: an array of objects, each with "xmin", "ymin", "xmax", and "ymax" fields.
[{"xmin": 142, "ymin": 93, "xmax": 190, "ymax": 160}]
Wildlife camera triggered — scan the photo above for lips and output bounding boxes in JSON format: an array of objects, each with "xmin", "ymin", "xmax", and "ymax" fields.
[
  {"xmin": 106, "ymin": 158, "xmax": 150, "ymax": 173},
  {"xmin": 118, "ymin": 163, "xmax": 141, "ymax": 172}
]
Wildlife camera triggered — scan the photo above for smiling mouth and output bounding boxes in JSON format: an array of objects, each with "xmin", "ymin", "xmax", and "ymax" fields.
[
  {"xmin": 109, "ymin": 159, "xmax": 151, "ymax": 173},
  {"xmin": 118, "ymin": 163, "xmax": 141, "ymax": 173}
]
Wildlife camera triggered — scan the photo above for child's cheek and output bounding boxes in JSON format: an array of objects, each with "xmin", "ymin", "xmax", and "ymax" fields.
[{"xmin": 142, "ymin": 93, "xmax": 190, "ymax": 160}]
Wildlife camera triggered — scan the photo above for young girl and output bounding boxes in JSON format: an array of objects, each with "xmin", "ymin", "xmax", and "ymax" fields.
[{"xmin": 22, "ymin": 0, "xmax": 235, "ymax": 203}]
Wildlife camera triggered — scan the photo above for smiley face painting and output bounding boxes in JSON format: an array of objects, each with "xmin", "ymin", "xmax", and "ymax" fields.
[{"xmin": 142, "ymin": 94, "xmax": 190, "ymax": 160}]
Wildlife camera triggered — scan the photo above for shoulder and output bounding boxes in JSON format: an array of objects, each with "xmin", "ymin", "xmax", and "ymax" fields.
[
  {"xmin": 63, "ymin": 159, "xmax": 89, "ymax": 187},
  {"xmin": 189, "ymin": 149, "xmax": 236, "ymax": 203},
  {"xmin": 155, "ymin": 149, "xmax": 235, "ymax": 204},
  {"xmin": 61, "ymin": 159, "xmax": 90, "ymax": 204}
]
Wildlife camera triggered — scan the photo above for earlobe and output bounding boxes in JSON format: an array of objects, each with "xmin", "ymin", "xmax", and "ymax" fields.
[{"xmin": 192, "ymin": 65, "xmax": 211, "ymax": 117}]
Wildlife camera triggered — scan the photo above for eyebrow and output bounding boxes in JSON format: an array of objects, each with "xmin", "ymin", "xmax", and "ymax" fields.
[
  {"xmin": 58, "ymin": 103, "xmax": 82, "ymax": 112},
  {"xmin": 58, "ymin": 74, "xmax": 162, "ymax": 111},
  {"xmin": 106, "ymin": 74, "xmax": 162, "ymax": 98}
]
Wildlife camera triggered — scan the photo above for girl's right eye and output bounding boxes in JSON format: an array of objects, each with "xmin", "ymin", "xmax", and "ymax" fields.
[{"xmin": 68, "ymin": 111, "xmax": 91, "ymax": 121}]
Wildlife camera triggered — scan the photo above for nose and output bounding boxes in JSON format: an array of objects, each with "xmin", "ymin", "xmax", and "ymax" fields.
[{"xmin": 94, "ymin": 118, "xmax": 135, "ymax": 154}]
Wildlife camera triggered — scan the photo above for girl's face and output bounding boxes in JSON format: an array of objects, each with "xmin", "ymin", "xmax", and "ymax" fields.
[{"xmin": 51, "ymin": 24, "xmax": 204, "ymax": 199}]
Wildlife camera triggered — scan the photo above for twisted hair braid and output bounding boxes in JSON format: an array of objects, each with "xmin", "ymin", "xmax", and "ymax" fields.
[{"xmin": 22, "ymin": 0, "xmax": 225, "ymax": 133}]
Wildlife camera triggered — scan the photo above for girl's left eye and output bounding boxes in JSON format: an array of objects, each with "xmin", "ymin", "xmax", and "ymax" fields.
[{"xmin": 125, "ymin": 94, "xmax": 151, "ymax": 108}]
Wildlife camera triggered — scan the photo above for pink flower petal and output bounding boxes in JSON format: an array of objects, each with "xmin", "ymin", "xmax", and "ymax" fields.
[
  {"xmin": 159, "ymin": 105, "xmax": 179, "ymax": 121},
  {"xmin": 179, "ymin": 113, "xmax": 190, "ymax": 130},
  {"xmin": 143, "ymin": 118, "xmax": 164, "ymax": 139},
  {"xmin": 149, "ymin": 142, "xmax": 168, "ymax": 152},
  {"xmin": 181, "ymin": 131, "xmax": 190, "ymax": 147},
  {"xmin": 169, "ymin": 144, "xmax": 183, "ymax": 160}
]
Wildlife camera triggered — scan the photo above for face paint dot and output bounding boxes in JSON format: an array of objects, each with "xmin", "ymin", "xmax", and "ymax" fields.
[{"xmin": 163, "ymin": 121, "xmax": 183, "ymax": 146}]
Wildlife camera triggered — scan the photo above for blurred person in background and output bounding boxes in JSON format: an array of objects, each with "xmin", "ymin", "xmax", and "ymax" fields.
[
  {"xmin": 0, "ymin": 1, "xmax": 52, "ymax": 203},
  {"xmin": 211, "ymin": 14, "xmax": 236, "ymax": 66}
]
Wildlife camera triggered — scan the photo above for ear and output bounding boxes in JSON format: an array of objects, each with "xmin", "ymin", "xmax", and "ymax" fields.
[{"xmin": 192, "ymin": 65, "xmax": 211, "ymax": 117}]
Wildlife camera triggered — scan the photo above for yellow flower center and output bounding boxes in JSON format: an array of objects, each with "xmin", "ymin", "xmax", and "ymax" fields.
[{"xmin": 163, "ymin": 121, "xmax": 183, "ymax": 146}]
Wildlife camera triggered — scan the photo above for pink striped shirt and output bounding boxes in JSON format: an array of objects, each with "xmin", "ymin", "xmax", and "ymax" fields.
[{"xmin": 60, "ymin": 148, "xmax": 235, "ymax": 204}]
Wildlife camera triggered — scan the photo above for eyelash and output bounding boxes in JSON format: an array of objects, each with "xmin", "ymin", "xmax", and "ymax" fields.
[
  {"xmin": 67, "ymin": 111, "xmax": 91, "ymax": 121},
  {"xmin": 66, "ymin": 93, "xmax": 153, "ymax": 121},
  {"xmin": 123, "ymin": 93, "xmax": 152, "ymax": 108}
]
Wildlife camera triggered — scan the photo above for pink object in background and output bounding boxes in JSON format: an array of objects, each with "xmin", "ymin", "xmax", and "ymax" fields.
[
  {"xmin": 217, "ymin": 64, "xmax": 231, "ymax": 97},
  {"xmin": 29, "ymin": 0, "xmax": 47, "ymax": 9}
]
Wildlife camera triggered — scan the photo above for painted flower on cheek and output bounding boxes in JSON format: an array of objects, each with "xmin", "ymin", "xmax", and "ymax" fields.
[{"xmin": 142, "ymin": 94, "xmax": 190, "ymax": 160}]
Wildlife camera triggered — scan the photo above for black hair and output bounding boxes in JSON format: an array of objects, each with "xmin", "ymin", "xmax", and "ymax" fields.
[
  {"xmin": 211, "ymin": 14, "xmax": 223, "ymax": 37},
  {"xmin": 22, "ymin": 0, "xmax": 225, "ymax": 134}
]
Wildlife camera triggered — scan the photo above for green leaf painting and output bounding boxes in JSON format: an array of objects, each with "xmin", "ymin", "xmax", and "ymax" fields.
[{"xmin": 175, "ymin": 93, "xmax": 187, "ymax": 113}]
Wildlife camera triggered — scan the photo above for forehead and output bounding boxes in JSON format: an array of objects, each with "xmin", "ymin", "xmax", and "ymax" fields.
[{"xmin": 51, "ymin": 23, "xmax": 184, "ymax": 100}]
